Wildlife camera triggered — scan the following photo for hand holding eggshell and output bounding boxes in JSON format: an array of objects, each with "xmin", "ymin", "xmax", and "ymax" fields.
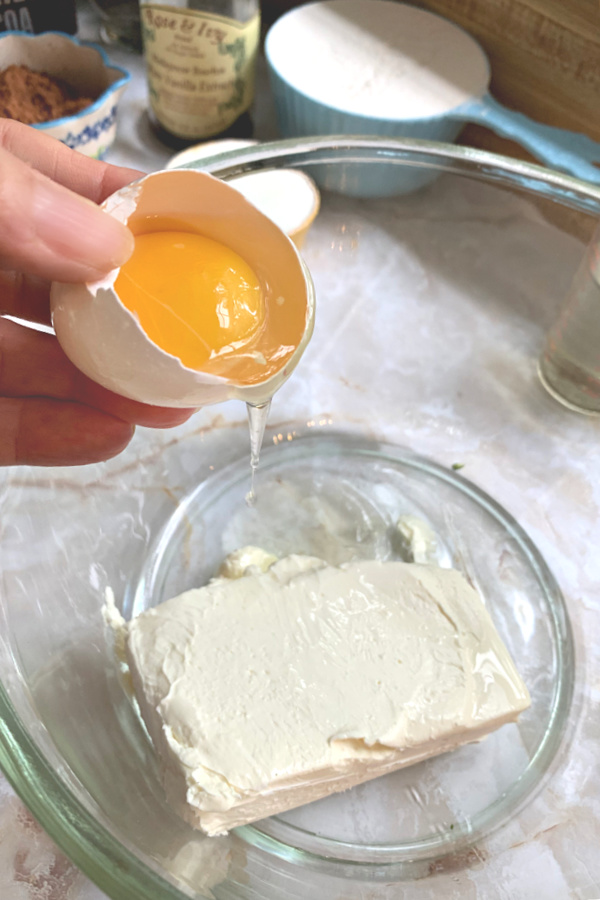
[
  {"xmin": 0, "ymin": 121, "xmax": 197, "ymax": 467},
  {"xmin": 51, "ymin": 169, "xmax": 315, "ymax": 410}
]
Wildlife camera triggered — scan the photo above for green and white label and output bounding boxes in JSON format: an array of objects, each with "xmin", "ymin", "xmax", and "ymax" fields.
[{"xmin": 140, "ymin": 4, "xmax": 260, "ymax": 139}]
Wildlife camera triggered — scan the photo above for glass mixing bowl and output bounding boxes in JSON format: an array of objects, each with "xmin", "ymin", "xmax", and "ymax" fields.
[{"xmin": 1, "ymin": 138, "xmax": 600, "ymax": 900}]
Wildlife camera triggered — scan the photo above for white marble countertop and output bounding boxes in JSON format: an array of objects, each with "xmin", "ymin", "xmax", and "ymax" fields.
[{"xmin": 2, "ymin": 5, "xmax": 600, "ymax": 900}]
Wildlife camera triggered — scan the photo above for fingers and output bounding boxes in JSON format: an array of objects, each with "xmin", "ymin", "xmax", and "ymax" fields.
[
  {"xmin": 0, "ymin": 270, "xmax": 52, "ymax": 325},
  {"xmin": 0, "ymin": 317, "xmax": 197, "ymax": 428},
  {"xmin": 74, "ymin": 376, "xmax": 198, "ymax": 429},
  {"xmin": 0, "ymin": 119, "xmax": 143, "ymax": 203},
  {"xmin": 0, "ymin": 121, "xmax": 144, "ymax": 323},
  {"xmin": 0, "ymin": 143, "xmax": 135, "ymax": 284},
  {"xmin": 0, "ymin": 122, "xmax": 193, "ymax": 468},
  {"xmin": 0, "ymin": 397, "xmax": 135, "ymax": 466}
]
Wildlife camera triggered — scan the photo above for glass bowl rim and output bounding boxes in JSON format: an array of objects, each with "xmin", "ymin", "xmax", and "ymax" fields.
[{"xmin": 178, "ymin": 134, "xmax": 600, "ymax": 217}]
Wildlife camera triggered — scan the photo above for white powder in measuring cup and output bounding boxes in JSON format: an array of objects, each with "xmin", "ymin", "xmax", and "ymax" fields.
[{"xmin": 266, "ymin": 0, "xmax": 490, "ymax": 119}]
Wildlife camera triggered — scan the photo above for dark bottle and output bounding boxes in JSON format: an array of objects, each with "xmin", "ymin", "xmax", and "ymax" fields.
[
  {"xmin": 139, "ymin": 0, "xmax": 260, "ymax": 146},
  {"xmin": 0, "ymin": 0, "xmax": 77, "ymax": 35}
]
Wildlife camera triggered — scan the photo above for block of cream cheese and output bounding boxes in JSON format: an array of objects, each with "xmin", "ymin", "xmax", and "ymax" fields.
[{"xmin": 123, "ymin": 555, "xmax": 530, "ymax": 835}]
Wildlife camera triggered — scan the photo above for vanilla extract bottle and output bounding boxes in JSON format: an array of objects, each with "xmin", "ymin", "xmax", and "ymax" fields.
[{"xmin": 139, "ymin": 0, "xmax": 260, "ymax": 147}]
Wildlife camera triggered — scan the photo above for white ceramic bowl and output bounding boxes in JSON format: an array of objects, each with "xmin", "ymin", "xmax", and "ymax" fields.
[{"xmin": 0, "ymin": 31, "xmax": 130, "ymax": 158}]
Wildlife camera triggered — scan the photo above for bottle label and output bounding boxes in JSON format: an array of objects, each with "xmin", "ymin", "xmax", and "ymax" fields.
[{"xmin": 140, "ymin": 3, "xmax": 260, "ymax": 140}]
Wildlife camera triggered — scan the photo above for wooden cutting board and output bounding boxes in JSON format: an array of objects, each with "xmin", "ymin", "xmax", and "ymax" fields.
[
  {"xmin": 415, "ymin": 0, "xmax": 600, "ymax": 237},
  {"xmin": 416, "ymin": 0, "xmax": 600, "ymax": 149}
]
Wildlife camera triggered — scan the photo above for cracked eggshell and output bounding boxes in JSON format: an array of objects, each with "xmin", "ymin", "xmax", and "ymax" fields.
[{"xmin": 50, "ymin": 169, "xmax": 315, "ymax": 408}]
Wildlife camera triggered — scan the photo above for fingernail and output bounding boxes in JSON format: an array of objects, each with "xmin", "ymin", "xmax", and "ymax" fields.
[{"xmin": 34, "ymin": 180, "xmax": 135, "ymax": 278}]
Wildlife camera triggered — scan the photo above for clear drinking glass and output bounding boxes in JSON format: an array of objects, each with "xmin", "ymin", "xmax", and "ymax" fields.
[{"xmin": 538, "ymin": 222, "xmax": 600, "ymax": 414}]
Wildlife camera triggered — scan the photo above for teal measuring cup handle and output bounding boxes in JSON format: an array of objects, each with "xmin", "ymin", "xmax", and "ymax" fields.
[{"xmin": 454, "ymin": 95, "xmax": 600, "ymax": 184}]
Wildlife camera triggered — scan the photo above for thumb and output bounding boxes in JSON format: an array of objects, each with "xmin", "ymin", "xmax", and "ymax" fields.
[{"xmin": 0, "ymin": 145, "xmax": 134, "ymax": 283}]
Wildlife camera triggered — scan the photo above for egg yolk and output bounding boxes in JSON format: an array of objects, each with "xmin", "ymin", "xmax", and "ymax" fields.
[{"xmin": 114, "ymin": 231, "xmax": 264, "ymax": 371}]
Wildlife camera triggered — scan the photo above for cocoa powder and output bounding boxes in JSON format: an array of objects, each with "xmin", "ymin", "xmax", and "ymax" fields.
[{"xmin": 0, "ymin": 64, "xmax": 94, "ymax": 124}]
